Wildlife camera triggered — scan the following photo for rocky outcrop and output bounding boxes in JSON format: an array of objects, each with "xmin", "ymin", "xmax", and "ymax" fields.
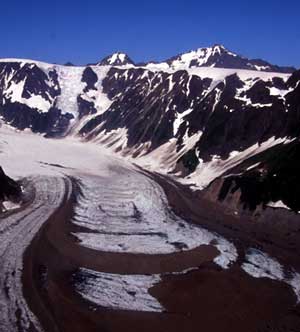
[
  {"xmin": 0, "ymin": 167, "xmax": 22, "ymax": 211},
  {"xmin": 97, "ymin": 52, "xmax": 135, "ymax": 66},
  {"xmin": 202, "ymin": 139, "xmax": 300, "ymax": 213}
]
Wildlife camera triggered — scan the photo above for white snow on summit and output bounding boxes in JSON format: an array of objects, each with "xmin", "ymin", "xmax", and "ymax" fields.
[
  {"xmin": 106, "ymin": 52, "xmax": 127, "ymax": 65},
  {"xmin": 171, "ymin": 45, "xmax": 233, "ymax": 69}
]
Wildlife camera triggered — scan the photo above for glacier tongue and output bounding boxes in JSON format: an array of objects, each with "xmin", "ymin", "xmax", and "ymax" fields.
[{"xmin": 0, "ymin": 124, "xmax": 300, "ymax": 318}]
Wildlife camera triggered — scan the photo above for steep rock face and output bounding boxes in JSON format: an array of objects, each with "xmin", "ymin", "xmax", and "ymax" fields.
[
  {"xmin": 0, "ymin": 103, "xmax": 73, "ymax": 137},
  {"xmin": 0, "ymin": 61, "xmax": 111, "ymax": 136},
  {"xmin": 190, "ymin": 77, "xmax": 287, "ymax": 160},
  {"xmin": 179, "ymin": 70, "xmax": 300, "ymax": 174},
  {"xmin": 77, "ymin": 67, "xmax": 98, "ymax": 119},
  {"xmin": 285, "ymin": 70, "xmax": 300, "ymax": 137},
  {"xmin": 0, "ymin": 61, "xmax": 73, "ymax": 136},
  {"xmin": 79, "ymin": 66, "xmax": 298, "ymax": 167},
  {"xmin": 0, "ymin": 166, "xmax": 21, "ymax": 207},
  {"xmin": 202, "ymin": 139, "xmax": 300, "ymax": 213},
  {"xmin": 80, "ymin": 67, "xmax": 212, "ymax": 151},
  {"xmin": 0, "ymin": 62, "xmax": 60, "ymax": 108},
  {"xmin": 82, "ymin": 67, "xmax": 98, "ymax": 92}
]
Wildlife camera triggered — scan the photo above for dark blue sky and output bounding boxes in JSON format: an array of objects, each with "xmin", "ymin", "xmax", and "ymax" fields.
[{"xmin": 2, "ymin": 0, "xmax": 300, "ymax": 67}]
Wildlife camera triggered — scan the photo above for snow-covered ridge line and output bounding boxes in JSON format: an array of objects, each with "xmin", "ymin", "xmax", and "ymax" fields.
[
  {"xmin": 0, "ymin": 58, "xmax": 92, "ymax": 69},
  {"xmin": 0, "ymin": 58, "xmax": 291, "ymax": 79},
  {"xmin": 0, "ymin": 54, "xmax": 291, "ymax": 130},
  {"xmin": 140, "ymin": 65, "xmax": 290, "ymax": 81}
]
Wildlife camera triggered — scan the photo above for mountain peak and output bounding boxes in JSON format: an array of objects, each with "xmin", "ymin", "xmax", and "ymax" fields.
[
  {"xmin": 206, "ymin": 44, "xmax": 227, "ymax": 52},
  {"xmin": 98, "ymin": 52, "xmax": 134, "ymax": 66},
  {"xmin": 165, "ymin": 45, "xmax": 294, "ymax": 73},
  {"xmin": 164, "ymin": 44, "xmax": 236, "ymax": 69},
  {"xmin": 193, "ymin": 44, "xmax": 237, "ymax": 58}
]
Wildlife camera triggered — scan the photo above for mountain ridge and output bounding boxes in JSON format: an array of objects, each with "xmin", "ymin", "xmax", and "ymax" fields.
[
  {"xmin": 95, "ymin": 45, "xmax": 296, "ymax": 73},
  {"xmin": 0, "ymin": 46, "xmax": 299, "ymax": 213},
  {"xmin": 0, "ymin": 45, "xmax": 296, "ymax": 72}
]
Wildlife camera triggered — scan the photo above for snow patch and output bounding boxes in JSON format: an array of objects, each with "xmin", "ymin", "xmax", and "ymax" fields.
[
  {"xmin": 74, "ymin": 268, "xmax": 163, "ymax": 312},
  {"xmin": 5, "ymin": 80, "xmax": 51, "ymax": 113},
  {"xmin": 242, "ymin": 248, "xmax": 300, "ymax": 301},
  {"xmin": 182, "ymin": 136, "xmax": 290, "ymax": 189},
  {"xmin": 173, "ymin": 108, "xmax": 193, "ymax": 136},
  {"xmin": 267, "ymin": 200, "xmax": 291, "ymax": 210}
]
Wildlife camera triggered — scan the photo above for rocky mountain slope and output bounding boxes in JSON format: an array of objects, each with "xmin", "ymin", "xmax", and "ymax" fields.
[
  {"xmin": 0, "ymin": 45, "xmax": 299, "ymax": 212},
  {"xmin": 0, "ymin": 166, "xmax": 21, "ymax": 212},
  {"xmin": 207, "ymin": 139, "xmax": 300, "ymax": 214}
]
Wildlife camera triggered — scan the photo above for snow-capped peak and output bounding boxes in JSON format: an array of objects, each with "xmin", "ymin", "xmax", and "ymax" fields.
[
  {"xmin": 98, "ymin": 52, "xmax": 134, "ymax": 66},
  {"xmin": 165, "ymin": 45, "xmax": 238, "ymax": 70},
  {"xmin": 160, "ymin": 44, "xmax": 294, "ymax": 73},
  {"xmin": 211, "ymin": 44, "xmax": 226, "ymax": 52},
  {"xmin": 198, "ymin": 44, "xmax": 231, "ymax": 55}
]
